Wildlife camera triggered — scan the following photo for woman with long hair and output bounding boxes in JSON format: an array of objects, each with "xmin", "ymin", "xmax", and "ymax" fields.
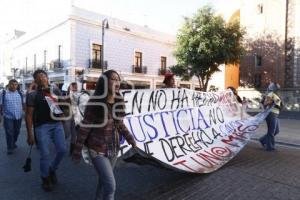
[{"xmin": 72, "ymin": 70, "xmax": 136, "ymax": 200}]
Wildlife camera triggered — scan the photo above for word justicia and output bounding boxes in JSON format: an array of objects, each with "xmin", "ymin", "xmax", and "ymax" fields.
[{"xmin": 124, "ymin": 106, "xmax": 224, "ymax": 142}]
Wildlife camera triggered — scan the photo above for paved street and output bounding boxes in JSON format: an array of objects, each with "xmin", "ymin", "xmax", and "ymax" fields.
[
  {"xmin": 253, "ymin": 118, "xmax": 300, "ymax": 147},
  {"xmin": 0, "ymin": 117, "xmax": 300, "ymax": 200}
]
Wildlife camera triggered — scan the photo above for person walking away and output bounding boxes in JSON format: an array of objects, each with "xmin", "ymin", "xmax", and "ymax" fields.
[
  {"xmin": 72, "ymin": 70, "xmax": 137, "ymax": 200},
  {"xmin": 0, "ymin": 79, "xmax": 25, "ymax": 154},
  {"xmin": 25, "ymin": 69, "xmax": 67, "ymax": 191},
  {"xmin": 259, "ymin": 82, "xmax": 282, "ymax": 151}
]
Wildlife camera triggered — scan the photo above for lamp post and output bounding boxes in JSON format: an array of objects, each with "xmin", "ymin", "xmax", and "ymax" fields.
[
  {"xmin": 275, "ymin": 46, "xmax": 280, "ymax": 83},
  {"xmin": 101, "ymin": 18, "xmax": 109, "ymax": 73},
  {"xmin": 20, "ymin": 68, "xmax": 25, "ymax": 91}
]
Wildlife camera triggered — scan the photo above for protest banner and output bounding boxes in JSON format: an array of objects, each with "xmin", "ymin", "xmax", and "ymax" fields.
[{"xmin": 82, "ymin": 88, "xmax": 269, "ymax": 173}]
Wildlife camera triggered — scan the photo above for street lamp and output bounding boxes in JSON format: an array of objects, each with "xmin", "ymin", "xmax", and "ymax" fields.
[{"xmin": 101, "ymin": 18, "xmax": 109, "ymax": 73}]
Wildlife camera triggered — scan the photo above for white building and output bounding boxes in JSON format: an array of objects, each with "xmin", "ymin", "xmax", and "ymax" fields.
[{"xmin": 6, "ymin": 6, "xmax": 214, "ymax": 91}]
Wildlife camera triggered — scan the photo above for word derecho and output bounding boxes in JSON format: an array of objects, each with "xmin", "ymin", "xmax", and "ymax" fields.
[
  {"xmin": 55, "ymin": 88, "xmax": 262, "ymax": 173},
  {"xmin": 118, "ymin": 88, "xmax": 262, "ymax": 173}
]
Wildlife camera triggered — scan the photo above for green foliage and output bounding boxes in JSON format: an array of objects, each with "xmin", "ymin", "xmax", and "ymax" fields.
[{"xmin": 171, "ymin": 6, "xmax": 245, "ymax": 91}]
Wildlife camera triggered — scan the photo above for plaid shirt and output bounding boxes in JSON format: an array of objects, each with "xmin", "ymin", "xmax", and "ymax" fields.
[
  {"xmin": 0, "ymin": 90, "xmax": 24, "ymax": 119},
  {"xmin": 73, "ymin": 103, "xmax": 136, "ymax": 160}
]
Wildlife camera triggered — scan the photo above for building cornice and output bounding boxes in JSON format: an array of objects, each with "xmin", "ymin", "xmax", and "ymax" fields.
[
  {"xmin": 13, "ymin": 20, "xmax": 69, "ymax": 49},
  {"xmin": 68, "ymin": 15, "xmax": 175, "ymax": 46},
  {"xmin": 11, "ymin": 6, "xmax": 176, "ymax": 50}
]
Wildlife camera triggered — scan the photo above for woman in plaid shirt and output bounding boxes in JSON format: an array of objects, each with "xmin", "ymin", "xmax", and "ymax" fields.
[{"xmin": 72, "ymin": 70, "xmax": 136, "ymax": 200}]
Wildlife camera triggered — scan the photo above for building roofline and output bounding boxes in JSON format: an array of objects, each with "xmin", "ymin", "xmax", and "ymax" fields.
[
  {"xmin": 12, "ymin": 6, "xmax": 176, "ymax": 49},
  {"xmin": 13, "ymin": 20, "xmax": 69, "ymax": 49},
  {"xmin": 69, "ymin": 6, "xmax": 176, "ymax": 44}
]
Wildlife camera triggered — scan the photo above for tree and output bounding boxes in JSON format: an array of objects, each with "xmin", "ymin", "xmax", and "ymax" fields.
[{"xmin": 171, "ymin": 6, "xmax": 245, "ymax": 91}]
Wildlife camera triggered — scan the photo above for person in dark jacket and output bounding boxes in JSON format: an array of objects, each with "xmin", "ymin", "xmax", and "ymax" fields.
[{"xmin": 72, "ymin": 70, "xmax": 136, "ymax": 200}]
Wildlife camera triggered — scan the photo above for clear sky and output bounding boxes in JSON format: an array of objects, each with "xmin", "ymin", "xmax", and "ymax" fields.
[{"xmin": 0, "ymin": 0, "xmax": 241, "ymax": 41}]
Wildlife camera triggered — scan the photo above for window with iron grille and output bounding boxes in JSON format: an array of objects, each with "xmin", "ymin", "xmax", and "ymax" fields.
[
  {"xmin": 92, "ymin": 44, "xmax": 102, "ymax": 68},
  {"xmin": 161, "ymin": 56, "xmax": 167, "ymax": 71},
  {"xmin": 135, "ymin": 52, "xmax": 142, "ymax": 67},
  {"xmin": 161, "ymin": 56, "xmax": 167, "ymax": 69},
  {"xmin": 255, "ymin": 55, "xmax": 262, "ymax": 67}
]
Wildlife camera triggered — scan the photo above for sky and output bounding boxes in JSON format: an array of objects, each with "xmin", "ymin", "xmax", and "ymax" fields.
[{"xmin": 0, "ymin": 0, "xmax": 241, "ymax": 42}]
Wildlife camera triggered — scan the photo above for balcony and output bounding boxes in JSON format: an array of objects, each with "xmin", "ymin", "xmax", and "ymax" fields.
[
  {"xmin": 53, "ymin": 60, "xmax": 63, "ymax": 68},
  {"xmin": 158, "ymin": 68, "xmax": 166, "ymax": 75},
  {"xmin": 132, "ymin": 65, "xmax": 147, "ymax": 74},
  {"xmin": 89, "ymin": 59, "xmax": 107, "ymax": 70},
  {"xmin": 49, "ymin": 60, "xmax": 64, "ymax": 72}
]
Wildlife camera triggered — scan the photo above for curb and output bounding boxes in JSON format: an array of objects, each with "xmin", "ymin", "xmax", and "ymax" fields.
[{"xmin": 251, "ymin": 138, "xmax": 300, "ymax": 149}]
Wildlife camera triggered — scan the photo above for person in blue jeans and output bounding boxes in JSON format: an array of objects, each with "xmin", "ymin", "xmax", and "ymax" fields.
[
  {"xmin": 0, "ymin": 79, "xmax": 25, "ymax": 154},
  {"xmin": 259, "ymin": 82, "xmax": 282, "ymax": 151},
  {"xmin": 72, "ymin": 70, "xmax": 136, "ymax": 200},
  {"xmin": 25, "ymin": 69, "xmax": 67, "ymax": 191}
]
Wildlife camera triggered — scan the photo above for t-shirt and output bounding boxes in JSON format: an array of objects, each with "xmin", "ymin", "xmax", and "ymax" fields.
[{"xmin": 26, "ymin": 86, "xmax": 62, "ymax": 127}]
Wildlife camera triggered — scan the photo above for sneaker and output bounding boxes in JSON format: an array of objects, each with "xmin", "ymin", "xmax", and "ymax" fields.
[
  {"xmin": 41, "ymin": 176, "xmax": 53, "ymax": 192},
  {"xmin": 49, "ymin": 169, "xmax": 57, "ymax": 185}
]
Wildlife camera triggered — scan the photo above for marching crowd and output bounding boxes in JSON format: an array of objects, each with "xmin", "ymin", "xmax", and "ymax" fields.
[{"xmin": 0, "ymin": 69, "xmax": 282, "ymax": 200}]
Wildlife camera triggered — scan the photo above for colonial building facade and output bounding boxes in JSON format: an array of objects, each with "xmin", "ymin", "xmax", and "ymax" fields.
[
  {"xmin": 227, "ymin": 0, "xmax": 300, "ymax": 110},
  {"xmin": 7, "ymin": 6, "xmax": 210, "ymax": 90},
  {"xmin": 238, "ymin": 0, "xmax": 300, "ymax": 89}
]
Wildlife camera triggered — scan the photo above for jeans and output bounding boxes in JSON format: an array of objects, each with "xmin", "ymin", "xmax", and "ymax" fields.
[
  {"xmin": 62, "ymin": 117, "xmax": 77, "ymax": 144},
  {"xmin": 92, "ymin": 155, "xmax": 118, "ymax": 200},
  {"xmin": 35, "ymin": 122, "xmax": 67, "ymax": 177},
  {"xmin": 3, "ymin": 117, "xmax": 22, "ymax": 150},
  {"xmin": 259, "ymin": 112, "xmax": 280, "ymax": 150}
]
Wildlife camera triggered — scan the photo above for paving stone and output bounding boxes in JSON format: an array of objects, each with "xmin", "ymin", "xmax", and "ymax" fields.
[{"xmin": 0, "ymin": 120, "xmax": 299, "ymax": 200}]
